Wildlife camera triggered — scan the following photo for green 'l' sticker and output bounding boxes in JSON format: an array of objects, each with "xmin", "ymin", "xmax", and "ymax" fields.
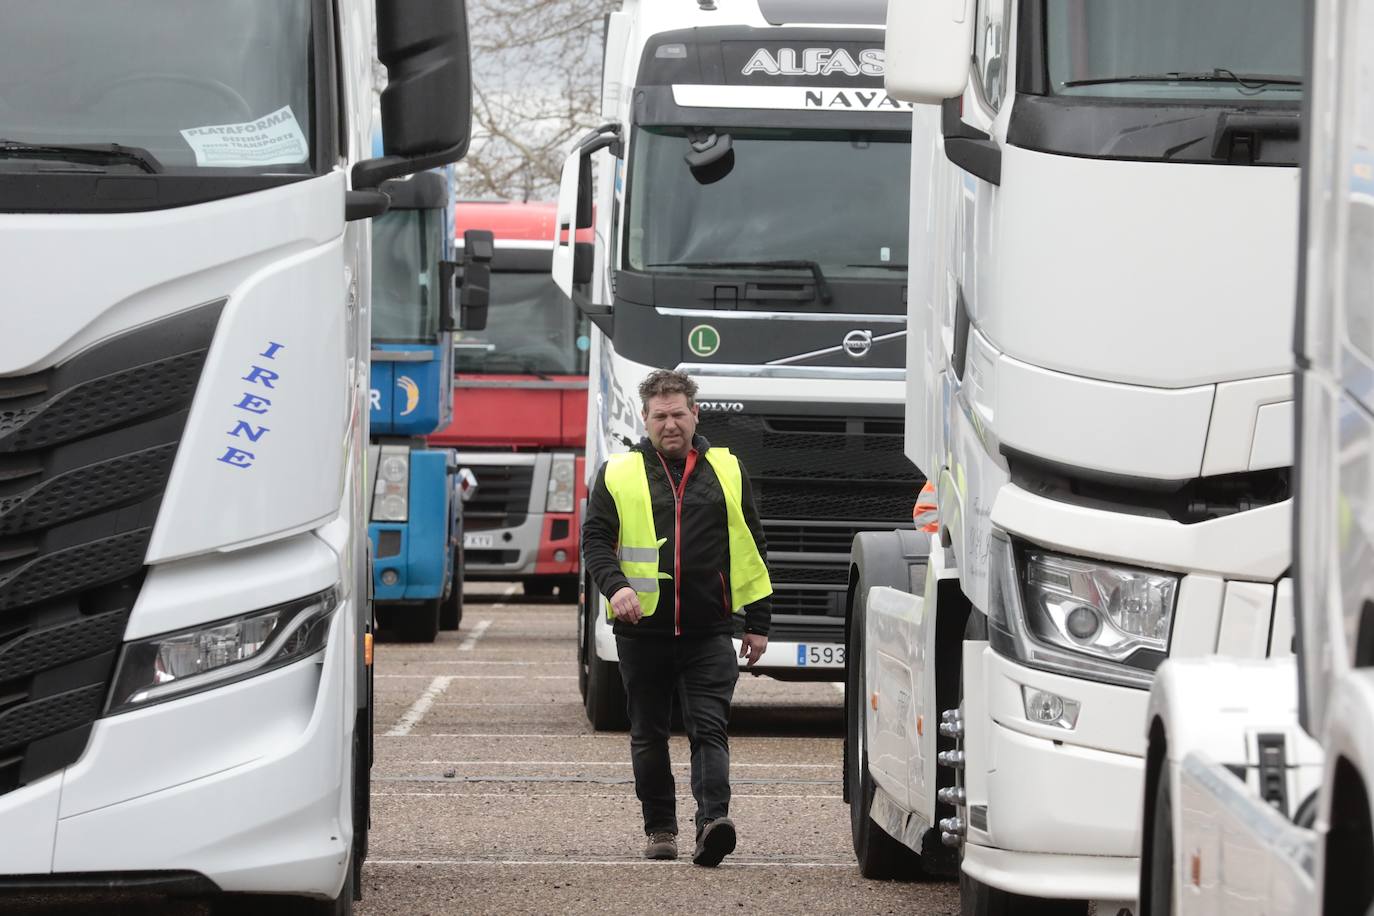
[{"xmin": 688, "ymin": 324, "xmax": 720, "ymax": 358}]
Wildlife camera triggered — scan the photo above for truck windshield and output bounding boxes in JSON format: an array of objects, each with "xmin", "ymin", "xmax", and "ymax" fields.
[
  {"xmin": 372, "ymin": 209, "xmax": 444, "ymax": 345},
  {"xmin": 626, "ymin": 128, "xmax": 910, "ymax": 280},
  {"xmin": 1045, "ymin": 0, "xmax": 1303, "ymax": 100},
  {"xmin": 0, "ymin": 0, "xmax": 316, "ymax": 173},
  {"xmin": 454, "ymin": 265, "xmax": 588, "ymax": 376}
]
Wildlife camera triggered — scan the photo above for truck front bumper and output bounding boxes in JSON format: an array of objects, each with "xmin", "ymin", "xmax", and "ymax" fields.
[
  {"xmin": 963, "ymin": 647, "xmax": 1145, "ymax": 902},
  {"xmin": 0, "ymin": 602, "xmax": 353, "ymax": 899}
]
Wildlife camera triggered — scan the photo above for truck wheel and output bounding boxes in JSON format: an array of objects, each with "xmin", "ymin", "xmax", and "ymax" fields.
[
  {"xmin": 524, "ymin": 579, "xmax": 557, "ymax": 598},
  {"xmin": 584, "ymin": 619, "xmax": 628, "ymax": 731},
  {"xmin": 1143, "ymin": 767, "xmax": 1174, "ymax": 916},
  {"xmin": 440, "ymin": 549, "xmax": 464, "ymax": 631},
  {"xmin": 397, "ymin": 598, "xmax": 440, "ymax": 643},
  {"xmin": 960, "ymin": 872, "xmax": 1086, "ymax": 915},
  {"xmin": 577, "ymin": 587, "xmax": 591, "ymax": 701},
  {"xmin": 847, "ymin": 573, "xmax": 919, "ymax": 879}
]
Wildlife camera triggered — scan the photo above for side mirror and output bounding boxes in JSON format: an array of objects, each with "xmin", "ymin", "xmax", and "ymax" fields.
[
  {"xmin": 885, "ymin": 0, "xmax": 976, "ymax": 104},
  {"xmin": 553, "ymin": 126, "xmax": 619, "ymax": 297},
  {"xmin": 352, "ymin": 0, "xmax": 473, "ymax": 190},
  {"xmin": 459, "ymin": 230, "xmax": 493, "ymax": 331}
]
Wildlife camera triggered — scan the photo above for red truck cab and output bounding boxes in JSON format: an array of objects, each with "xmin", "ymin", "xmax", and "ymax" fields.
[{"xmin": 429, "ymin": 202, "xmax": 589, "ymax": 597}]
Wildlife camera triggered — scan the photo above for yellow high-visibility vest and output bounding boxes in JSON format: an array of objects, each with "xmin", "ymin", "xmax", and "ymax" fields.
[{"xmin": 602, "ymin": 448, "xmax": 771, "ymax": 620}]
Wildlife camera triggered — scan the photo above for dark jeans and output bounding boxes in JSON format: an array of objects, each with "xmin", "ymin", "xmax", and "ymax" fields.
[{"xmin": 616, "ymin": 634, "xmax": 739, "ymax": 837}]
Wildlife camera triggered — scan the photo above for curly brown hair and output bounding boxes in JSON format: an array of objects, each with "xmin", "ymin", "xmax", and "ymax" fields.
[{"xmin": 638, "ymin": 369, "xmax": 698, "ymax": 412}]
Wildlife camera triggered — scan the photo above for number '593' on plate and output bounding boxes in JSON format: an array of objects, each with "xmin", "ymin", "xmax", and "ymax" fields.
[{"xmin": 796, "ymin": 644, "xmax": 844, "ymax": 666}]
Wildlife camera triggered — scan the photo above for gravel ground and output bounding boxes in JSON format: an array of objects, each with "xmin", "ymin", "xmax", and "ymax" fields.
[{"xmin": 0, "ymin": 582, "xmax": 957, "ymax": 916}]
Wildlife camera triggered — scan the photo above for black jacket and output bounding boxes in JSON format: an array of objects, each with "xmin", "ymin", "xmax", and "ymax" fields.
[{"xmin": 582, "ymin": 435, "xmax": 771, "ymax": 638}]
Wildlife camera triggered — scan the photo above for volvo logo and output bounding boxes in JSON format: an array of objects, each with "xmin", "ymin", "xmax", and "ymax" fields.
[
  {"xmin": 842, "ymin": 330, "xmax": 874, "ymax": 359},
  {"xmin": 698, "ymin": 401, "xmax": 745, "ymax": 413}
]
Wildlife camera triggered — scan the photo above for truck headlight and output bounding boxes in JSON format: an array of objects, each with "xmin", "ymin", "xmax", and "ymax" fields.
[
  {"xmin": 987, "ymin": 533, "xmax": 1177, "ymax": 689},
  {"xmin": 107, "ymin": 588, "xmax": 338, "ymax": 714},
  {"xmin": 373, "ymin": 444, "xmax": 410, "ymax": 521},
  {"xmin": 547, "ymin": 454, "xmax": 576, "ymax": 514}
]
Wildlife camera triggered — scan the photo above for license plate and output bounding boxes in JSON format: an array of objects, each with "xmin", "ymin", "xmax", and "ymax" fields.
[
  {"xmin": 797, "ymin": 644, "xmax": 844, "ymax": 666},
  {"xmin": 463, "ymin": 533, "xmax": 494, "ymax": 549}
]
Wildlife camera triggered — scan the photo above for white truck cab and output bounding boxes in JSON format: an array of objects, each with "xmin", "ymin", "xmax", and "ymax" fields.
[
  {"xmin": 551, "ymin": 0, "xmax": 921, "ymax": 730},
  {"xmin": 0, "ymin": 2, "xmax": 473, "ymax": 912},
  {"xmin": 1140, "ymin": 3, "xmax": 1374, "ymax": 913},
  {"xmin": 845, "ymin": 1, "xmax": 1304, "ymax": 913}
]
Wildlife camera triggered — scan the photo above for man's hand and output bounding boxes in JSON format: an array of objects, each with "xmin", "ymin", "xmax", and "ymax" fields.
[
  {"xmin": 610, "ymin": 586, "xmax": 643, "ymax": 624},
  {"xmin": 740, "ymin": 634, "xmax": 768, "ymax": 667}
]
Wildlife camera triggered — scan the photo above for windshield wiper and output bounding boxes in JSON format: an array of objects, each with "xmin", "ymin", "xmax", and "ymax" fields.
[
  {"xmin": 845, "ymin": 263, "xmax": 907, "ymax": 271},
  {"xmin": 1063, "ymin": 69, "xmax": 1301, "ymax": 90},
  {"xmin": 646, "ymin": 260, "xmax": 832, "ymax": 305},
  {"xmin": 0, "ymin": 140, "xmax": 163, "ymax": 173}
]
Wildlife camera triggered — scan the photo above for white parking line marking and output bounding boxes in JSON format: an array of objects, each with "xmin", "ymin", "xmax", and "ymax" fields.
[
  {"xmin": 380, "ymin": 760, "xmax": 833, "ymax": 768},
  {"xmin": 384, "ymin": 676, "xmax": 456, "ymax": 737},
  {"xmin": 367, "ymin": 858, "xmax": 853, "ymax": 868},
  {"xmin": 457, "ymin": 619, "xmax": 492, "ymax": 651},
  {"xmin": 373, "ymin": 792, "xmax": 841, "ymax": 799},
  {"xmin": 375, "ymin": 675, "xmax": 574, "ymax": 681}
]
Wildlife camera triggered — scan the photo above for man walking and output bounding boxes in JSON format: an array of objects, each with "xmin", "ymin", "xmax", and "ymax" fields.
[{"xmin": 582, "ymin": 369, "xmax": 771, "ymax": 867}]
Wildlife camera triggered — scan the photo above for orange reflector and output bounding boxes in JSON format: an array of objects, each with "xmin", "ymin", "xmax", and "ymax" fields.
[
  {"xmin": 916, "ymin": 715, "xmax": 924, "ymax": 737},
  {"xmin": 871, "ymin": 692, "xmax": 879, "ymax": 711},
  {"xmin": 1190, "ymin": 852, "xmax": 1201, "ymax": 887},
  {"xmin": 364, "ymin": 632, "xmax": 374, "ymax": 667}
]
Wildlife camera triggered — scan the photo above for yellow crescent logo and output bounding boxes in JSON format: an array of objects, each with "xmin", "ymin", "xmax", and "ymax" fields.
[{"xmin": 397, "ymin": 376, "xmax": 420, "ymax": 416}]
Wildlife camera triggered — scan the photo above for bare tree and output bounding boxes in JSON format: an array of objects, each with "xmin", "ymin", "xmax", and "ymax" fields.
[{"xmin": 460, "ymin": 0, "xmax": 617, "ymax": 202}]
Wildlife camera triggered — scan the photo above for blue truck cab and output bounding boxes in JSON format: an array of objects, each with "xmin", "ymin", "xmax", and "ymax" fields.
[{"xmin": 368, "ymin": 166, "xmax": 491, "ymax": 641}]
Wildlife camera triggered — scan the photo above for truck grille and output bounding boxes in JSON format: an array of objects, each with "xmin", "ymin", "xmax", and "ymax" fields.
[
  {"xmin": 698, "ymin": 412, "xmax": 921, "ymax": 623},
  {"xmin": 0, "ymin": 304, "xmax": 219, "ymax": 797},
  {"xmin": 465, "ymin": 465, "xmax": 533, "ymax": 531}
]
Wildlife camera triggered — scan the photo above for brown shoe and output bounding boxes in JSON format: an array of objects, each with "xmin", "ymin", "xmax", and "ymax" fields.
[
  {"xmin": 692, "ymin": 818, "xmax": 736, "ymax": 867},
  {"xmin": 644, "ymin": 832, "xmax": 678, "ymax": 860}
]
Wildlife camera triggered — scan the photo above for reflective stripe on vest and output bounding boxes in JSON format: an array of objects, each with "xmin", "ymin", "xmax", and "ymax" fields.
[
  {"xmin": 604, "ymin": 453, "xmax": 669, "ymax": 619},
  {"xmin": 602, "ymin": 448, "xmax": 771, "ymax": 620}
]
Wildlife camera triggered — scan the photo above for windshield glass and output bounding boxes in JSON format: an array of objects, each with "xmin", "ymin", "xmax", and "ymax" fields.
[
  {"xmin": 454, "ymin": 262, "xmax": 588, "ymax": 375},
  {"xmin": 1045, "ymin": 0, "xmax": 1303, "ymax": 100},
  {"xmin": 0, "ymin": 0, "xmax": 315, "ymax": 173},
  {"xmin": 372, "ymin": 209, "xmax": 443, "ymax": 344},
  {"xmin": 626, "ymin": 128, "xmax": 910, "ymax": 279}
]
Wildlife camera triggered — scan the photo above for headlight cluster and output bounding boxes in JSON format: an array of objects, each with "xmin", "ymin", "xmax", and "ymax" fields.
[
  {"xmin": 547, "ymin": 454, "xmax": 576, "ymax": 513},
  {"xmin": 373, "ymin": 444, "xmax": 410, "ymax": 521},
  {"xmin": 107, "ymin": 588, "xmax": 338, "ymax": 714},
  {"xmin": 988, "ymin": 532, "xmax": 1178, "ymax": 689}
]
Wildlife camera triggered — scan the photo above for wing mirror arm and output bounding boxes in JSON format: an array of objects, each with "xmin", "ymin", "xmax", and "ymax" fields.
[
  {"xmin": 455, "ymin": 230, "xmax": 494, "ymax": 332},
  {"xmin": 940, "ymin": 98, "xmax": 1002, "ymax": 186}
]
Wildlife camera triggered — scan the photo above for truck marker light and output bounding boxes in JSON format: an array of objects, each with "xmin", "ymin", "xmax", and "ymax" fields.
[
  {"xmin": 916, "ymin": 714, "xmax": 923, "ymax": 736},
  {"xmin": 871, "ymin": 691, "xmax": 879, "ymax": 711},
  {"xmin": 1020, "ymin": 686, "xmax": 1081, "ymax": 730},
  {"xmin": 1191, "ymin": 851, "xmax": 1201, "ymax": 886},
  {"xmin": 365, "ymin": 632, "xmax": 374, "ymax": 667}
]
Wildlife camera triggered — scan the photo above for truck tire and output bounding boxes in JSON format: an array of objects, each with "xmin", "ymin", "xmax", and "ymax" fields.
[
  {"xmin": 440, "ymin": 548, "xmax": 464, "ymax": 631},
  {"xmin": 577, "ymin": 584, "xmax": 591, "ymax": 702},
  {"xmin": 1143, "ymin": 766, "xmax": 1174, "ymax": 916},
  {"xmin": 397, "ymin": 598, "xmax": 440, "ymax": 643},
  {"xmin": 524, "ymin": 579, "xmax": 557, "ymax": 598},
  {"xmin": 847, "ymin": 571, "xmax": 920, "ymax": 879},
  {"xmin": 960, "ymin": 873, "xmax": 1086, "ymax": 916},
  {"xmin": 584, "ymin": 621, "xmax": 628, "ymax": 731}
]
